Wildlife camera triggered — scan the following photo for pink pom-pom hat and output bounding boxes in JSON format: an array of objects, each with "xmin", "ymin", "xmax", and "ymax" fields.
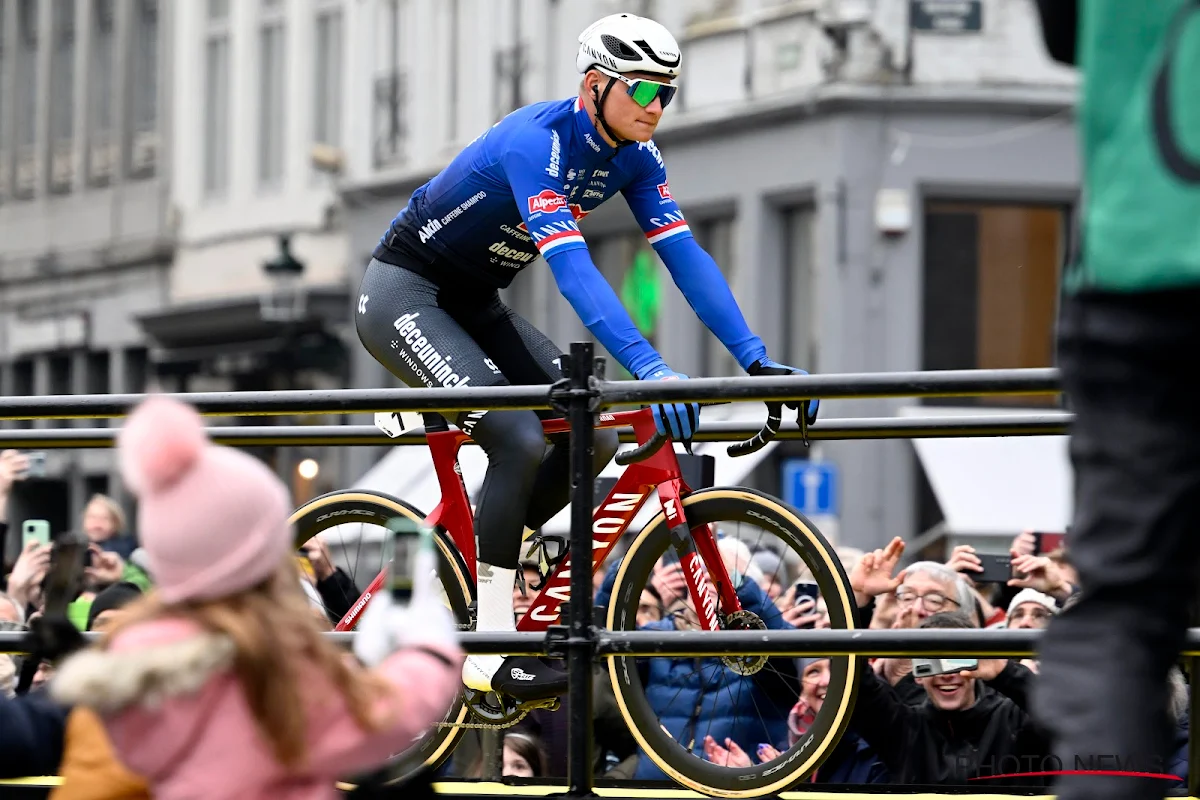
[{"xmin": 117, "ymin": 395, "xmax": 294, "ymax": 604}]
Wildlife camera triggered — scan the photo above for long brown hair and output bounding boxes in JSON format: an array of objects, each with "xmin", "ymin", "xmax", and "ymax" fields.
[{"xmin": 107, "ymin": 561, "xmax": 392, "ymax": 767}]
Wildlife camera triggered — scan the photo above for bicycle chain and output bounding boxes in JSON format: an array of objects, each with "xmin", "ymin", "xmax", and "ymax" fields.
[{"xmin": 437, "ymin": 709, "xmax": 530, "ymax": 730}]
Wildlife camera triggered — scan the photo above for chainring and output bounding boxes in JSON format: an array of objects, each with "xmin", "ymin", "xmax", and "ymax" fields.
[{"xmin": 447, "ymin": 688, "xmax": 561, "ymax": 730}]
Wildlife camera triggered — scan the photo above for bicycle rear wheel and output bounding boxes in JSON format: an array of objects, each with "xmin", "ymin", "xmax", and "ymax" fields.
[
  {"xmin": 606, "ymin": 487, "xmax": 860, "ymax": 797},
  {"xmin": 290, "ymin": 490, "xmax": 473, "ymax": 783}
]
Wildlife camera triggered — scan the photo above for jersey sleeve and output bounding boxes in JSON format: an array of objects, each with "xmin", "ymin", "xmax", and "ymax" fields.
[
  {"xmin": 500, "ymin": 128, "xmax": 667, "ymax": 379},
  {"xmin": 622, "ymin": 144, "xmax": 768, "ymax": 372}
]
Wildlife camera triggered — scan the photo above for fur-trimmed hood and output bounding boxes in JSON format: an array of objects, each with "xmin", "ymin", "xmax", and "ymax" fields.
[
  {"xmin": 52, "ymin": 630, "xmax": 235, "ymax": 714},
  {"xmin": 43, "ymin": 617, "xmax": 466, "ymax": 799}
]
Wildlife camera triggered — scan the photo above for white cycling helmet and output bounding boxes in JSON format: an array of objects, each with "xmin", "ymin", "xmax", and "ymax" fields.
[{"xmin": 576, "ymin": 13, "xmax": 682, "ymax": 79}]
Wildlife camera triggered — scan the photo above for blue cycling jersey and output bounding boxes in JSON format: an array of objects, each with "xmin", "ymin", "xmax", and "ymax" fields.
[{"xmin": 373, "ymin": 96, "xmax": 767, "ymax": 379}]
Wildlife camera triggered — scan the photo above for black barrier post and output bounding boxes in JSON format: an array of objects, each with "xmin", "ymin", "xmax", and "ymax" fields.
[
  {"xmin": 1190, "ymin": 657, "xmax": 1199, "ymax": 798},
  {"xmin": 562, "ymin": 342, "xmax": 597, "ymax": 797}
]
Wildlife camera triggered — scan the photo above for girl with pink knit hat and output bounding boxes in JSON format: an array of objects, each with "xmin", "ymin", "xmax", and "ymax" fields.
[{"xmin": 50, "ymin": 396, "xmax": 464, "ymax": 798}]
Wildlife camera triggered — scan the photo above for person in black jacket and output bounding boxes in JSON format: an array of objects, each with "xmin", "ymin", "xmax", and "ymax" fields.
[
  {"xmin": 849, "ymin": 611, "xmax": 1050, "ymax": 787},
  {"xmin": 300, "ymin": 536, "xmax": 369, "ymax": 623}
]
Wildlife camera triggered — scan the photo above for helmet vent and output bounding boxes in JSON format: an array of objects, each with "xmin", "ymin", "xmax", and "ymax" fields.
[{"xmin": 601, "ymin": 34, "xmax": 641, "ymax": 61}]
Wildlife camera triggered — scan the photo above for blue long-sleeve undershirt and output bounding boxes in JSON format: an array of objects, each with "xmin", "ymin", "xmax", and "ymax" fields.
[{"xmin": 544, "ymin": 237, "xmax": 766, "ymax": 379}]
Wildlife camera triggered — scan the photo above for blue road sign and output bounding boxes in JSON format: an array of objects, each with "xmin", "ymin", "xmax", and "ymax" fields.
[{"xmin": 781, "ymin": 459, "xmax": 839, "ymax": 516}]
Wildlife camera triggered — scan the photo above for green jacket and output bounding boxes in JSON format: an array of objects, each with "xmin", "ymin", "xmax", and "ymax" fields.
[{"xmin": 1065, "ymin": 1, "xmax": 1200, "ymax": 293}]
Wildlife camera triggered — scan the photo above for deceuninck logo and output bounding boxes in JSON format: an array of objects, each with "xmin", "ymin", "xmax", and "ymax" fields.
[{"xmin": 958, "ymin": 754, "xmax": 1182, "ymax": 783}]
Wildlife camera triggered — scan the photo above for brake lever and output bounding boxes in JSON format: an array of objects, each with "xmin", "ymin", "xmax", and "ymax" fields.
[{"xmin": 799, "ymin": 403, "xmax": 810, "ymax": 448}]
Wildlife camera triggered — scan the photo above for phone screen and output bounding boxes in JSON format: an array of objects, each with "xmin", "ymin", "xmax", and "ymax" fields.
[
  {"xmin": 387, "ymin": 517, "xmax": 431, "ymax": 603},
  {"xmin": 912, "ymin": 657, "xmax": 979, "ymax": 678}
]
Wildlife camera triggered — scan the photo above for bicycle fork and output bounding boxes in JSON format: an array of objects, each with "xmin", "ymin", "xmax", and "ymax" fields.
[{"xmin": 658, "ymin": 481, "xmax": 743, "ymax": 630}]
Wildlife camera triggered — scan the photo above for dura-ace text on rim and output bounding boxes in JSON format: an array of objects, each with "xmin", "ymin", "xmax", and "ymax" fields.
[
  {"xmin": 289, "ymin": 491, "xmax": 474, "ymax": 782},
  {"xmin": 606, "ymin": 488, "xmax": 860, "ymax": 798}
]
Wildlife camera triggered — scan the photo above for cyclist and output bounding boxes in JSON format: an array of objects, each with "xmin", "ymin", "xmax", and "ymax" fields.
[{"xmin": 356, "ymin": 12, "xmax": 818, "ymax": 702}]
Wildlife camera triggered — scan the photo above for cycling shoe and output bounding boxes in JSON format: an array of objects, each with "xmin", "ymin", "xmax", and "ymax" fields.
[{"xmin": 464, "ymin": 655, "xmax": 568, "ymax": 702}]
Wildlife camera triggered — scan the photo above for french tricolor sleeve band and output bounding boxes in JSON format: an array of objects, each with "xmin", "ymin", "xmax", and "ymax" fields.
[
  {"xmin": 536, "ymin": 228, "xmax": 586, "ymax": 255},
  {"xmin": 646, "ymin": 219, "xmax": 691, "ymax": 245}
]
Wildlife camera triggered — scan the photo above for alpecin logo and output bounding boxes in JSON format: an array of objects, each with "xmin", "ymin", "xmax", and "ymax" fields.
[{"xmin": 527, "ymin": 189, "xmax": 567, "ymax": 216}]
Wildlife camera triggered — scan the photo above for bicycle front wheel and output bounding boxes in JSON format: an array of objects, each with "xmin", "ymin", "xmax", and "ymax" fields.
[
  {"xmin": 606, "ymin": 487, "xmax": 860, "ymax": 798},
  {"xmin": 290, "ymin": 490, "xmax": 474, "ymax": 783}
]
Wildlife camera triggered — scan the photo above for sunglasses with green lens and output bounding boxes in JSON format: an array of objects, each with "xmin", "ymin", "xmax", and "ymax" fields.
[{"xmin": 595, "ymin": 66, "xmax": 677, "ymax": 109}]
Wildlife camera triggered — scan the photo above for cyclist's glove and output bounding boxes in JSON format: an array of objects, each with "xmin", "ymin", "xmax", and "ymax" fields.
[
  {"xmin": 640, "ymin": 365, "xmax": 701, "ymax": 444},
  {"xmin": 749, "ymin": 359, "xmax": 819, "ymax": 425}
]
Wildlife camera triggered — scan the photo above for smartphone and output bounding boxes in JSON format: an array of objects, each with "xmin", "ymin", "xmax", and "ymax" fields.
[
  {"xmin": 660, "ymin": 547, "xmax": 681, "ymax": 567},
  {"xmin": 793, "ymin": 580, "xmax": 820, "ymax": 605},
  {"xmin": 24, "ymin": 452, "xmax": 46, "ymax": 479},
  {"xmin": 1033, "ymin": 531, "xmax": 1066, "ymax": 555},
  {"xmin": 912, "ymin": 657, "xmax": 979, "ymax": 678},
  {"xmin": 974, "ymin": 553, "xmax": 1017, "ymax": 584},
  {"xmin": 22, "ymin": 520, "xmax": 50, "ymax": 549},
  {"xmin": 387, "ymin": 517, "xmax": 432, "ymax": 604}
]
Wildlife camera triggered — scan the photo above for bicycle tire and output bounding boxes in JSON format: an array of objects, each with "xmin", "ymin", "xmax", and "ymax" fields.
[
  {"xmin": 606, "ymin": 487, "xmax": 860, "ymax": 798},
  {"xmin": 290, "ymin": 490, "xmax": 474, "ymax": 782}
]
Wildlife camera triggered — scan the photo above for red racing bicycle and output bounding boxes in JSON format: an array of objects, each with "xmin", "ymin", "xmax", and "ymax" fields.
[{"xmin": 290, "ymin": 404, "xmax": 857, "ymax": 797}]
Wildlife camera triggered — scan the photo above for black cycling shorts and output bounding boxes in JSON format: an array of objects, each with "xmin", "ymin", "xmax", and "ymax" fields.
[{"xmin": 355, "ymin": 257, "xmax": 564, "ymax": 429}]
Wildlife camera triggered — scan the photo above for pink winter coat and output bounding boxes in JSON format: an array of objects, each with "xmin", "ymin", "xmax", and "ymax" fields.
[{"xmin": 50, "ymin": 618, "xmax": 464, "ymax": 799}]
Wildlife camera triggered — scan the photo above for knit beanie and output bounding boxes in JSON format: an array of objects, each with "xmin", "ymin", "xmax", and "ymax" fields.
[
  {"xmin": 118, "ymin": 396, "xmax": 293, "ymax": 604},
  {"xmin": 1007, "ymin": 588, "xmax": 1058, "ymax": 618},
  {"xmin": 86, "ymin": 581, "xmax": 143, "ymax": 631}
]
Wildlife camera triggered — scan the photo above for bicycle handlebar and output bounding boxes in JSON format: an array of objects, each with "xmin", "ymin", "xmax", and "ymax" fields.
[
  {"xmin": 727, "ymin": 401, "xmax": 783, "ymax": 457},
  {"xmin": 615, "ymin": 400, "xmax": 810, "ymax": 466},
  {"xmin": 615, "ymin": 431, "xmax": 668, "ymax": 466}
]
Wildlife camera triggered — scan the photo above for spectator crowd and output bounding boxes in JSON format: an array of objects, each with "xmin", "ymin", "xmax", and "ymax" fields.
[{"xmin": 0, "ymin": 429, "xmax": 1190, "ymax": 796}]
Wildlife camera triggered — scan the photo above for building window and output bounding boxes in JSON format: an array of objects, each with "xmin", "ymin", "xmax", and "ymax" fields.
[
  {"xmin": 129, "ymin": 0, "xmax": 158, "ymax": 178},
  {"xmin": 88, "ymin": 350, "xmax": 111, "ymax": 427},
  {"xmin": 15, "ymin": 0, "xmax": 39, "ymax": 200},
  {"xmin": 13, "ymin": 359, "xmax": 33, "ymax": 429},
  {"xmin": 203, "ymin": 0, "xmax": 231, "ymax": 197},
  {"xmin": 258, "ymin": 0, "xmax": 286, "ymax": 187},
  {"xmin": 693, "ymin": 217, "xmax": 739, "ymax": 378},
  {"xmin": 445, "ymin": 0, "xmax": 459, "ymax": 144},
  {"xmin": 313, "ymin": 3, "xmax": 343, "ymax": 149},
  {"xmin": 492, "ymin": 0, "xmax": 525, "ymax": 121},
  {"xmin": 921, "ymin": 201, "xmax": 1069, "ymax": 407},
  {"xmin": 49, "ymin": 0, "xmax": 76, "ymax": 194},
  {"xmin": 88, "ymin": 0, "xmax": 116, "ymax": 186},
  {"xmin": 0, "ymin": 7, "xmax": 9, "ymax": 203},
  {"xmin": 781, "ymin": 206, "xmax": 817, "ymax": 372},
  {"xmin": 124, "ymin": 346, "xmax": 149, "ymax": 394},
  {"xmin": 373, "ymin": 0, "xmax": 407, "ymax": 168}
]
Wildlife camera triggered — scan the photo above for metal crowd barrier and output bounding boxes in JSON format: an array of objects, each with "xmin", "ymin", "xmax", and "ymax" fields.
[
  {"xmin": 0, "ymin": 413, "xmax": 1073, "ymax": 448},
  {"xmin": 15, "ymin": 347, "xmax": 1173, "ymax": 798}
]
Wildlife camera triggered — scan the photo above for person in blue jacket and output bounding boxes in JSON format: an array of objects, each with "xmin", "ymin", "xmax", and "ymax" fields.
[
  {"xmin": 355, "ymin": 11, "xmax": 819, "ymax": 703},
  {"xmin": 621, "ymin": 565, "xmax": 798, "ymax": 781},
  {"xmin": 0, "ymin": 689, "xmax": 67, "ymax": 778}
]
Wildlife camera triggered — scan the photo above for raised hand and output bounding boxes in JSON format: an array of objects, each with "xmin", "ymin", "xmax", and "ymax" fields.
[
  {"xmin": 703, "ymin": 735, "xmax": 753, "ymax": 767},
  {"xmin": 849, "ymin": 536, "xmax": 906, "ymax": 607},
  {"xmin": 1008, "ymin": 551, "xmax": 1072, "ymax": 600}
]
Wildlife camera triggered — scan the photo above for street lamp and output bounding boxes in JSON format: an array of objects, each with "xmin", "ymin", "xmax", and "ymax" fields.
[{"xmin": 260, "ymin": 234, "xmax": 307, "ymax": 322}]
